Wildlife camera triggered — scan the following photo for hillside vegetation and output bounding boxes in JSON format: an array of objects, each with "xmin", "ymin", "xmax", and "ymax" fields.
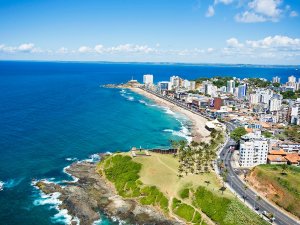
[
  {"xmin": 99, "ymin": 153, "xmax": 268, "ymax": 225},
  {"xmin": 248, "ymin": 164, "xmax": 300, "ymax": 218}
]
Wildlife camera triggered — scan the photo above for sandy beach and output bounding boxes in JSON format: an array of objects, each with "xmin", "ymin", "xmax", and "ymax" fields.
[{"xmin": 131, "ymin": 87, "xmax": 211, "ymax": 142}]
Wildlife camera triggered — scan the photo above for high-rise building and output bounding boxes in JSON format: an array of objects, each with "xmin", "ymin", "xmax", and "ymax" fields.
[
  {"xmin": 204, "ymin": 83, "xmax": 217, "ymax": 97},
  {"xmin": 170, "ymin": 76, "xmax": 181, "ymax": 89},
  {"xmin": 269, "ymin": 97, "xmax": 282, "ymax": 112},
  {"xmin": 143, "ymin": 74, "xmax": 153, "ymax": 85},
  {"xmin": 250, "ymin": 93, "xmax": 260, "ymax": 105},
  {"xmin": 237, "ymin": 84, "xmax": 247, "ymax": 99},
  {"xmin": 158, "ymin": 81, "xmax": 171, "ymax": 92},
  {"xmin": 272, "ymin": 76, "xmax": 280, "ymax": 83},
  {"xmin": 226, "ymin": 80, "xmax": 235, "ymax": 93},
  {"xmin": 288, "ymin": 75, "xmax": 296, "ymax": 83},
  {"xmin": 239, "ymin": 131, "xmax": 269, "ymax": 167},
  {"xmin": 291, "ymin": 98, "xmax": 300, "ymax": 125},
  {"xmin": 190, "ymin": 81, "xmax": 196, "ymax": 90}
]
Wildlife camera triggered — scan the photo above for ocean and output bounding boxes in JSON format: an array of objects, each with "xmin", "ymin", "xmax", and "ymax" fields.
[{"xmin": 0, "ymin": 61, "xmax": 299, "ymax": 225}]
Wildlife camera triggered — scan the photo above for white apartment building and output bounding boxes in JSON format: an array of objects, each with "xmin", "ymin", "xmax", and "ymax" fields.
[
  {"xmin": 272, "ymin": 76, "xmax": 280, "ymax": 83},
  {"xmin": 269, "ymin": 97, "xmax": 282, "ymax": 112},
  {"xmin": 170, "ymin": 76, "xmax": 182, "ymax": 89},
  {"xmin": 250, "ymin": 93, "xmax": 260, "ymax": 105},
  {"xmin": 190, "ymin": 81, "xmax": 196, "ymax": 90},
  {"xmin": 204, "ymin": 83, "xmax": 217, "ymax": 97},
  {"xmin": 227, "ymin": 80, "xmax": 235, "ymax": 93},
  {"xmin": 291, "ymin": 98, "xmax": 300, "ymax": 125},
  {"xmin": 288, "ymin": 75, "xmax": 296, "ymax": 83},
  {"xmin": 239, "ymin": 131, "xmax": 269, "ymax": 167},
  {"xmin": 143, "ymin": 74, "xmax": 153, "ymax": 85}
]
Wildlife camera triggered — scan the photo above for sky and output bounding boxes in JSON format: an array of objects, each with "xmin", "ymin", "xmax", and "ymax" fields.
[{"xmin": 0, "ymin": 0, "xmax": 300, "ymax": 65}]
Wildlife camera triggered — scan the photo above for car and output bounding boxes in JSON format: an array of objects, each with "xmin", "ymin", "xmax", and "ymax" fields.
[{"xmin": 255, "ymin": 206, "xmax": 259, "ymax": 211}]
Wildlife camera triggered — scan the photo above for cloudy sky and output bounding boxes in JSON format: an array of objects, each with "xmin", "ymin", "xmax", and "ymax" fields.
[{"xmin": 0, "ymin": 0, "xmax": 299, "ymax": 64}]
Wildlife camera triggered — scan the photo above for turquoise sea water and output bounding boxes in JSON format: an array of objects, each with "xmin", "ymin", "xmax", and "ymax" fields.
[{"xmin": 0, "ymin": 61, "xmax": 299, "ymax": 225}]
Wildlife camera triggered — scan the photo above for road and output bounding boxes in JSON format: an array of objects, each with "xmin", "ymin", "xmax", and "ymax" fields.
[
  {"xmin": 140, "ymin": 87, "xmax": 299, "ymax": 225},
  {"xmin": 219, "ymin": 122, "xmax": 300, "ymax": 225}
]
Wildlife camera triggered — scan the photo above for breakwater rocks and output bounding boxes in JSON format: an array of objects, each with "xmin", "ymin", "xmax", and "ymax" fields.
[{"xmin": 35, "ymin": 161, "xmax": 180, "ymax": 225}]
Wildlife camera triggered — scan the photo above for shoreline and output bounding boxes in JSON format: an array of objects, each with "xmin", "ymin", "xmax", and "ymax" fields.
[
  {"xmin": 130, "ymin": 87, "xmax": 211, "ymax": 143},
  {"xmin": 34, "ymin": 160, "xmax": 181, "ymax": 225}
]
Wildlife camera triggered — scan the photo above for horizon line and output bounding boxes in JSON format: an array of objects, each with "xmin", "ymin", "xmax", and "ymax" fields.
[{"xmin": 0, "ymin": 59, "xmax": 300, "ymax": 68}]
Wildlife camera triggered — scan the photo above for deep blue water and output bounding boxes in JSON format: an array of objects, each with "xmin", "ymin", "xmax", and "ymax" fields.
[{"xmin": 0, "ymin": 61, "xmax": 299, "ymax": 225}]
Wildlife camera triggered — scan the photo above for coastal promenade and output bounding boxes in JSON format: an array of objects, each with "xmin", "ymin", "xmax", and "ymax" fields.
[
  {"xmin": 139, "ymin": 87, "xmax": 212, "ymax": 121},
  {"xmin": 219, "ymin": 123, "xmax": 300, "ymax": 225}
]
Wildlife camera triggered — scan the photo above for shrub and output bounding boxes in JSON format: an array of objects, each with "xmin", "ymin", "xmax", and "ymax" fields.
[
  {"xmin": 179, "ymin": 188, "xmax": 189, "ymax": 199},
  {"xmin": 172, "ymin": 198, "xmax": 196, "ymax": 222}
]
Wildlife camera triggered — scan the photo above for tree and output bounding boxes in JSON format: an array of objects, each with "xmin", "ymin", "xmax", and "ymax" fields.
[
  {"xmin": 281, "ymin": 164, "xmax": 288, "ymax": 175},
  {"xmin": 273, "ymin": 82, "xmax": 280, "ymax": 88},
  {"xmin": 230, "ymin": 127, "xmax": 247, "ymax": 142},
  {"xmin": 262, "ymin": 131, "xmax": 272, "ymax": 138},
  {"xmin": 281, "ymin": 90, "xmax": 297, "ymax": 99}
]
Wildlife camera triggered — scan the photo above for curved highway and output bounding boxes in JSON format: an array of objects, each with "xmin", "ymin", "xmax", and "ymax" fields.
[{"xmin": 219, "ymin": 122, "xmax": 300, "ymax": 225}]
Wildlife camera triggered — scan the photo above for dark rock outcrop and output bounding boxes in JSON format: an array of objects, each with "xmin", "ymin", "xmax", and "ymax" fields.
[{"xmin": 36, "ymin": 161, "xmax": 181, "ymax": 225}]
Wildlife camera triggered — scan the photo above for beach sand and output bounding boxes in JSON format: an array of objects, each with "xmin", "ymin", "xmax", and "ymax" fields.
[{"xmin": 131, "ymin": 87, "xmax": 211, "ymax": 143}]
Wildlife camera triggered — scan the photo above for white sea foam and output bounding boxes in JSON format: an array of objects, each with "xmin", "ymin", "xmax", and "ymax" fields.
[
  {"xmin": 127, "ymin": 96, "xmax": 134, "ymax": 101},
  {"xmin": 138, "ymin": 99, "xmax": 156, "ymax": 107},
  {"xmin": 63, "ymin": 166, "xmax": 79, "ymax": 183},
  {"xmin": 163, "ymin": 119, "xmax": 192, "ymax": 143},
  {"xmin": 65, "ymin": 157, "xmax": 78, "ymax": 162},
  {"xmin": 92, "ymin": 218, "xmax": 102, "ymax": 225},
  {"xmin": 51, "ymin": 208, "xmax": 73, "ymax": 224},
  {"xmin": 0, "ymin": 178, "xmax": 24, "ymax": 190},
  {"xmin": 0, "ymin": 181, "xmax": 4, "ymax": 191},
  {"xmin": 110, "ymin": 216, "xmax": 127, "ymax": 225},
  {"xmin": 120, "ymin": 92, "xmax": 135, "ymax": 102},
  {"xmin": 32, "ymin": 180, "xmax": 76, "ymax": 225},
  {"xmin": 161, "ymin": 106, "xmax": 176, "ymax": 115},
  {"xmin": 84, "ymin": 153, "xmax": 101, "ymax": 163}
]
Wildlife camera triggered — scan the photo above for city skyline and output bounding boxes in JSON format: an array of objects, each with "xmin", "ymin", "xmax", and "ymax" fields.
[{"xmin": 0, "ymin": 0, "xmax": 300, "ymax": 64}]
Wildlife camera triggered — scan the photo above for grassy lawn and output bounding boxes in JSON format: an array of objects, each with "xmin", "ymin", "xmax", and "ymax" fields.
[
  {"xmin": 98, "ymin": 154, "xmax": 169, "ymax": 214},
  {"xmin": 99, "ymin": 153, "xmax": 267, "ymax": 225},
  {"xmin": 172, "ymin": 198, "xmax": 200, "ymax": 223},
  {"xmin": 132, "ymin": 152, "xmax": 233, "ymax": 199},
  {"xmin": 193, "ymin": 186, "xmax": 268, "ymax": 225},
  {"xmin": 249, "ymin": 164, "xmax": 300, "ymax": 218}
]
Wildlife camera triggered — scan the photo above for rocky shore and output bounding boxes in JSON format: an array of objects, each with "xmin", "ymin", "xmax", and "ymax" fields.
[{"xmin": 35, "ymin": 160, "xmax": 181, "ymax": 225}]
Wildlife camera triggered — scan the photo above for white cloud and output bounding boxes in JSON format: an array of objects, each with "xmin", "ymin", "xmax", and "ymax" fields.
[
  {"xmin": 78, "ymin": 46, "xmax": 93, "ymax": 53},
  {"xmin": 18, "ymin": 43, "xmax": 35, "ymax": 52},
  {"xmin": 214, "ymin": 0, "xmax": 234, "ymax": 5},
  {"xmin": 57, "ymin": 47, "xmax": 69, "ymax": 54},
  {"xmin": 222, "ymin": 35, "xmax": 300, "ymax": 61},
  {"xmin": 226, "ymin": 38, "xmax": 244, "ymax": 48},
  {"xmin": 106, "ymin": 44, "xmax": 155, "ymax": 54},
  {"xmin": 207, "ymin": 48, "xmax": 214, "ymax": 53},
  {"xmin": 94, "ymin": 45, "xmax": 104, "ymax": 53},
  {"xmin": 206, "ymin": 5, "xmax": 215, "ymax": 17},
  {"xmin": 290, "ymin": 11, "xmax": 298, "ymax": 17},
  {"xmin": 210, "ymin": 0, "xmax": 293, "ymax": 23},
  {"xmin": 246, "ymin": 35, "xmax": 300, "ymax": 49},
  {"xmin": 248, "ymin": 0, "xmax": 282, "ymax": 18},
  {"xmin": 235, "ymin": 11, "xmax": 266, "ymax": 23},
  {"xmin": 0, "ymin": 43, "xmax": 39, "ymax": 53}
]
